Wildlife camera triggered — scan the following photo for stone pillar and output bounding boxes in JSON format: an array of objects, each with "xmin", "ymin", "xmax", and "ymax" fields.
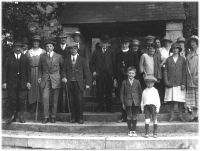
[{"xmin": 165, "ymin": 22, "xmax": 184, "ymax": 42}]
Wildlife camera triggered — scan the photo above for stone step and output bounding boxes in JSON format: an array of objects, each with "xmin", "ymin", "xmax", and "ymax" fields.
[
  {"xmin": 2, "ymin": 121, "xmax": 198, "ymax": 134},
  {"xmin": 18, "ymin": 112, "xmax": 192, "ymax": 122},
  {"xmin": 2, "ymin": 130, "xmax": 198, "ymax": 150}
]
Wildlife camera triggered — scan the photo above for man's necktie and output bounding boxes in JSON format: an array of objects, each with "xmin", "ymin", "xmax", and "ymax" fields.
[{"xmin": 73, "ymin": 56, "xmax": 75, "ymax": 62}]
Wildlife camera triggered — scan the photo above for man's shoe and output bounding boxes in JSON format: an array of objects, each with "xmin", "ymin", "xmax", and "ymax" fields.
[
  {"xmin": 153, "ymin": 134, "xmax": 158, "ymax": 138},
  {"xmin": 117, "ymin": 118, "xmax": 126, "ymax": 123},
  {"xmin": 169, "ymin": 117, "xmax": 175, "ymax": 122},
  {"xmin": 128, "ymin": 131, "xmax": 133, "ymax": 137},
  {"xmin": 19, "ymin": 116, "xmax": 26, "ymax": 123},
  {"xmin": 50, "ymin": 118, "xmax": 56, "ymax": 123},
  {"xmin": 144, "ymin": 134, "xmax": 149, "ymax": 138},
  {"xmin": 132, "ymin": 131, "xmax": 137, "ymax": 137},
  {"xmin": 70, "ymin": 118, "xmax": 76, "ymax": 123},
  {"xmin": 78, "ymin": 119, "xmax": 84, "ymax": 124},
  {"xmin": 42, "ymin": 118, "xmax": 49, "ymax": 124},
  {"xmin": 6, "ymin": 115, "xmax": 16, "ymax": 125}
]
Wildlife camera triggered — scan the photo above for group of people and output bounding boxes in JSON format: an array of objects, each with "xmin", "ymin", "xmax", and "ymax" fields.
[{"xmin": 2, "ymin": 32, "xmax": 199, "ymax": 137}]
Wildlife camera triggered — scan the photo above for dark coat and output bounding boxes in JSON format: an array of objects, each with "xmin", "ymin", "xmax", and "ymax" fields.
[
  {"xmin": 38, "ymin": 52, "xmax": 64, "ymax": 89},
  {"xmin": 120, "ymin": 79, "xmax": 142, "ymax": 106},
  {"xmin": 3, "ymin": 53, "xmax": 31, "ymax": 90},
  {"xmin": 55, "ymin": 45, "xmax": 71, "ymax": 59},
  {"xmin": 154, "ymin": 50, "xmax": 162, "ymax": 80},
  {"xmin": 63, "ymin": 55, "xmax": 90, "ymax": 91},
  {"xmin": 115, "ymin": 50, "xmax": 140, "ymax": 82},
  {"xmin": 164, "ymin": 55, "xmax": 186, "ymax": 87},
  {"xmin": 89, "ymin": 47, "xmax": 115, "ymax": 77}
]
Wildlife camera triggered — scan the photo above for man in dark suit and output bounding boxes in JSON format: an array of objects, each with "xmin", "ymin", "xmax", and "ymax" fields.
[
  {"xmin": 3, "ymin": 41, "xmax": 31, "ymax": 124},
  {"xmin": 38, "ymin": 39, "xmax": 64, "ymax": 124},
  {"xmin": 56, "ymin": 32, "xmax": 71, "ymax": 59},
  {"xmin": 56, "ymin": 32, "xmax": 71, "ymax": 113},
  {"xmin": 113, "ymin": 37, "xmax": 140, "ymax": 122},
  {"xmin": 62, "ymin": 42, "xmax": 90, "ymax": 124},
  {"xmin": 89, "ymin": 36, "xmax": 115, "ymax": 112}
]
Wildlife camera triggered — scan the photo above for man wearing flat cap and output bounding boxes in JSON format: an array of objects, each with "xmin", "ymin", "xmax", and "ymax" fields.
[
  {"xmin": 3, "ymin": 41, "xmax": 31, "ymax": 124},
  {"xmin": 38, "ymin": 38, "xmax": 65, "ymax": 124},
  {"xmin": 62, "ymin": 42, "xmax": 90, "ymax": 124},
  {"xmin": 90, "ymin": 35, "xmax": 114, "ymax": 113},
  {"xmin": 114, "ymin": 37, "xmax": 140, "ymax": 122}
]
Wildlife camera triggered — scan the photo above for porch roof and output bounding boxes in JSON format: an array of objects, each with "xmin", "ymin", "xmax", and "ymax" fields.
[{"xmin": 60, "ymin": 2, "xmax": 186, "ymax": 24}]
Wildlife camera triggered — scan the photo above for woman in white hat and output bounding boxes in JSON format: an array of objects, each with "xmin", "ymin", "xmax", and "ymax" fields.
[
  {"xmin": 164, "ymin": 43, "xmax": 186, "ymax": 122},
  {"xmin": 26, "ymin": 35, "xmax": 45, "ymax": 113},
  {"xmin": 186, "ymin": 35, "xmax": 199, "ymax": 122}
]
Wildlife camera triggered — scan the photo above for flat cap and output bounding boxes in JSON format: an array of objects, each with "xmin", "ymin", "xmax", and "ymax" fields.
[
  {"xmin": 177, "ymin": 36, "xmax": 185, "ymax": 43},
  {"xmin": 32, "ymin": 35, "xmax": 41, "ymax": 41},
  {"xmin": 162, "ymin": 36, "xmax": 172, "ymax": 42},
  {"xmin": 44, "ymin": 38, "xmax": 56, "ymax": 46},
  {"xmin": 144, "ymin": 75, "xmax": 157, "ymax": 82},
  {"xmin": 67, "ymin": 42, "xmax": 78, "ymax": 48},
  {"xmin": 144, "ymin": 35, "xmax": 155, "ymax": 40}
]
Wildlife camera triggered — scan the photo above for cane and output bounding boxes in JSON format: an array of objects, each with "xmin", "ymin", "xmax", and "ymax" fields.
[
  {"xmin": 65, "ymin": 83, "xmax": 71, "ymax": 120},
  {"xmin": 35, "ymin": 86, "xmax": 39, "ymax": 121}
]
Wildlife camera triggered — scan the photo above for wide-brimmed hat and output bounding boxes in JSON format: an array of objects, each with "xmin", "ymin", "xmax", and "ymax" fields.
[
  {"xmin": 162, "ymin": 36, "xmax": 172, "ymax": 43},
  {"xmin": 44, "ymin": 38, "xmax": 56, "ymax": 46},
  {"xmin": 144, "ymin": 75, "xmax": 157, "ymax": 82},
  {"xmin": 13, "ymin": 41, "xmax": 23, "ymax": 47},
  {"xmin": 120, "ymin": 37, "xmax": 131, "ymax": 43},
  {"xmin": 32, "ymin": 35, "xmax": 41, "ymax": 41},
  {"xmin": 189, "ymin": 35, "xmax": 199, "ymax": 42},
  {"xmin": 144, "ymin": 35, "xmax": 155, "ymax": 40},
  {"xmin": 58, "ymin": 32, "xmax": 70, "ymax": 38},
  {"xmin": 177, "ymin": 37, "xmax": 185, "ymax": 43},
  {"xmin": 131, "ymin": 39, "xmax": 140, "ymax": 46},
  {"xmin": 170, "ymin": 42, "xmax": 182, "ymax": 52},
  {"xmin": 67, "ymin": 42, "xmax": 79, "ymax": 48}
]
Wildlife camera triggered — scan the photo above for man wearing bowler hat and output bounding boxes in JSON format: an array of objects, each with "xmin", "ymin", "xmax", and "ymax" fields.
[
  {"xmin": 90, "ymin": 35, "xmax": 114, "ymax": 112},
  {"xmin": 62, "ymin": 42, "xmax": 90, "ymax": 124},
  {"xmin": 3, "ymin": 41, "xmax": 31, "ymax": 124},
  {"xmin": 56, "ymin": 32, "xmax": 71, "ymax": 58},
  {"xmin": 38, "ymin": 38, "xmax": 64, "ymax": 123}
]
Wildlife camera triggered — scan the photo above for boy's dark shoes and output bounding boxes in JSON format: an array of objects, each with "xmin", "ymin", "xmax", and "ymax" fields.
[
  {"xmin": 42, "ymin": 118, "xmax": 49, "ymax": 124},
  {"xmin": 117, "ymin": 118, "xmax": 126, "ymax": 123},
  {"xmin": 50, "ymin": 118, "xmax": 56, "ymax": 123}
]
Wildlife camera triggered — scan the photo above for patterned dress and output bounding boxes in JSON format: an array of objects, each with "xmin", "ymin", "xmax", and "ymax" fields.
[
  {"xmin": 186, "ymin": 50, "xmax": 199, "ymax": 108},
  {"xmin": 26, "ymin": 48, "xmax": 45, "ymax": 104}
]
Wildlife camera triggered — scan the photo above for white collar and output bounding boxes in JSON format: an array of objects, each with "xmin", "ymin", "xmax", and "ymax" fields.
[
  {"xmin": 122, "ymin": 48, "xmax": 129, "ymax": 52},
  {"xmin": 14, "ymin": 53, "xmax": 21, "ymax": 59},
  {"xmin": 71, "ymin": 54, "xmax": 78, "ymax": 61},
  {"xmin": 47, "ymin": 51, "xmax": 54, "ymax": 58},
  {"xmin": 60, "ymin": 43, "xmax": 67, "ymax": 50}
]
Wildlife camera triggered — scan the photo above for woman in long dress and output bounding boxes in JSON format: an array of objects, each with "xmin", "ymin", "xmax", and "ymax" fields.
[
  {"xmin": 26, "ymin": 35, "xmax": 45, "ymax": 113},
  {"xmin": 186, "ymin": 35, "xmax": 199, "ymax": 122},
  {"xmin": 164, "ymin": 43, "xmax": 186, "ymax": 122}
]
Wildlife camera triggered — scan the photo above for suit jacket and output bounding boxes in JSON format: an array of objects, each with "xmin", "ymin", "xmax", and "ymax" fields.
[
  {"xmin": 63, "ymin": 55, "xmax": 90, "ymax": 91},
  {"xmin": 38, "ymin": 52, "xmax": 64, "ymax": 89},
  {"xmin": 55, "ymin": 45, "xmax": 71, "ymax": 59},
  {"xmin": 89, "ymin": 47, "xmax": 115, "ymax": 77},
  {"xmin": 115, "ymin": 50, "xmax": 139, "ymax": 82},
  {"xmin": 120, "ymin": 79, "xmax": 142, "ymax": 106},
  {"xmin": 3, "ymin": 53, "xmax": 31, "ymax": 90},
  {"xmin": 164, "ymin": 55, "xmax": 186, "ymax": 87}
]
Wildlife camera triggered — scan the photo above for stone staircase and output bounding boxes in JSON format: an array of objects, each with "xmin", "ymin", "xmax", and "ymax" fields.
[{"xmin": 2, "ymin": 112, "xmax": 199, "ymax": 150}]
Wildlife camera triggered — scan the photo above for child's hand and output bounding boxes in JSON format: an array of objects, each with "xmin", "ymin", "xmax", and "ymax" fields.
[{"xmin": 122, "ymin": 104, "xmax": 126, "ymax": 110}]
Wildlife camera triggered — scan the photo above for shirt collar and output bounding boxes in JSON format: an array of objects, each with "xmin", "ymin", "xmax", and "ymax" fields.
[
  {"xmin": 47, "ymin": 51, "xmax": 54, "ymax": 58},
  {"xmin": 60, "ymin": 43, "xmax": 67, "ymax": 50},
  {"xmin": 71, "ymin": 54, "xmax": 78, "ymax": 61},
  {"xmin": 122, "ymin": 48, "xmax": 129, "ymax": 52},
  {"xmin": 14, "ymin": 53, "xmax": 21, "ymax": 59}
]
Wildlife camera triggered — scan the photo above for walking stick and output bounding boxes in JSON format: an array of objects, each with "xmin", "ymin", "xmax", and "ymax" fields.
[
  {"xmin": 65, "ymin": 83, "xmax": 71, "ymax": 120},
  {"xmin": 62, "ymin": 83, "xmax": 66, "ymax": 112},
  {"xmin": 35, "ymin": 86, "xmax": 39, "ymax": 121}
]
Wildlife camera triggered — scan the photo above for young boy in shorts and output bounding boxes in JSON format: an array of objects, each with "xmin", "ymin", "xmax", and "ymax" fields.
[
  {"xmin": 141, "ymin": 75, "xmax": 160, "ymax": 138},
  {"xmin": 120, "ymin": 66, "xmax": 142, "ymax": 137}
]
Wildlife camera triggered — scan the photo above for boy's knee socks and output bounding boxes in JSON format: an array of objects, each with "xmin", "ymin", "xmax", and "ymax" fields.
[
  {"xmin": 153, "ymin": 124, "xmax": 158, "ymax": 134},
  {"xmin": 132, "ymin": 120, "xmax": 137, "ymax": 131},
  {"xmin": 127, "ymin": 120, "xmax": 131, "ymax": 131},
  {"xmin": 145, "ymin": 124, "xmax": 149, "ymax": 135}
]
